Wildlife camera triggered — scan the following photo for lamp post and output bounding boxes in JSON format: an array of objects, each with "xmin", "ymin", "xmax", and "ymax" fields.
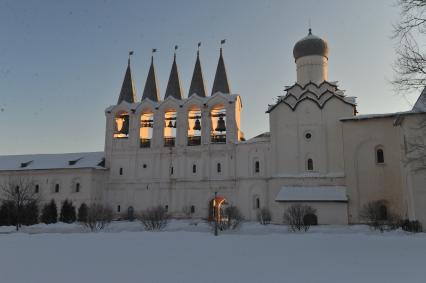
[{"xmin": 214, "ymin": 191, "xmax": 218, "ymax": 236}]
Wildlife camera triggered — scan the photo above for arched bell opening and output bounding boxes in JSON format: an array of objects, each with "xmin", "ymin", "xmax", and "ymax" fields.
[
  {"xmin": 210, "ymin": 105, "xmax": 226, "ymax": 144},
  {"xmin": 113, "ymin": 111, "xmax": 130, "ymax": 138},
  {"xmin": 140, "ymin": 111, "xmax": 154, "ymax": 148},
  {"xmin": 164, "ymin": 109, "xmax": 177, "ymax": 147},
  {"xmin": 187, "ymin": 107, "xmax": 202, "ymax": 146},
  {"xmin": 208, "ymin": 196, "xmax": 227, "ymax": 222}
]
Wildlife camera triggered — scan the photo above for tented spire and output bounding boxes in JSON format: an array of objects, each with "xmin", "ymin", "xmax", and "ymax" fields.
[
  {"xmin": 164, "ymin": 53, "xmax": 183, "ymax": 100},
  {"xmin": 142, "ymin": 56, "xmax": 160, "ymax": 101},
  {"xmin": 211, "ymin": 48, "xmax": 231, "ymax": 95},
  {"xmin": 188, "ymin": 50, "xmax": 207, "ymax": 97},
  {"xmin": 117, "ymin": 59, "xmax": 137, "ymax": 104}
]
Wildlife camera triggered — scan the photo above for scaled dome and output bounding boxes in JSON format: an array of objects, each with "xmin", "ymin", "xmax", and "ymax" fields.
[{"xmin": 293, "ymin": 29, "xmax": 329, "ymax": 60}]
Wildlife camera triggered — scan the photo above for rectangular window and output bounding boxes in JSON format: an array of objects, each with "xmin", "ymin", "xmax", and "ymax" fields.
[
  {"xmin": 55, "ymin": 184, "xmax": 59, "ymax": 193},
  {"xmin": 165, "ymin": 205, "xmax": 169, "ymax": 212},
  {"xmin": 35, "ymin": 185, "xmax": 39, "ymax": 194},
  {"xmin": 170, "ymin": 166, "xmax": 174, "ymax": 175},
  {"xmin": 256, "ymin": 198, "xmax": 260, "ymax": 209},
  {"xmin": 217, "ymin": 163, "xmax": 221, "ymax": 173},
  {"xmin": 117, "ymin": 205, "xmax": 121, "ymax": 213},
  {"xmin": 119, "ymin": 167, "xmax": 123, "ymax": 175},
  {"xmin": 255, "ymin": 161, "xmax": 260, "ymax": 173},
  {"xmin": 190, "ymin": 205, "xmax": 195, "ymax": 214},
  {"xmin": 76, "ymin": 183, "xmax": 80, "ymax": 193},
  {"xmin": 192, "ymin": 164, "xmax": 197, "ymax": 174}
]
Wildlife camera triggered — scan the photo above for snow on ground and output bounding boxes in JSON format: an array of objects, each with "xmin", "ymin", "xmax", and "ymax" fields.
[{"xmin": 0, "ymin": 220, "xmax": 425, "ymax": 283}]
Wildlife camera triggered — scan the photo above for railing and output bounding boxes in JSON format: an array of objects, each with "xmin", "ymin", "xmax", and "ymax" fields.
[
  {"xmin": 211, "ymin": 134, "xmax": 226, "ymax": 144},
  {"xmin": 187, "ymin": 136, "xmax": 201, "ymax": 146},
  {"xmin": 140, "ymin": 138, "xmax": 151, "ymax": 148},
  {"xmin": 164, "ymin": 137, "xmax": 175, "ymax": 147}
]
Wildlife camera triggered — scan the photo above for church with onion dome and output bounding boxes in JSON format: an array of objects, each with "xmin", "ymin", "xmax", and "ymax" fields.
[{"xmin": 1, "ymin": 30, "xmax": 425, "ymax": 226}]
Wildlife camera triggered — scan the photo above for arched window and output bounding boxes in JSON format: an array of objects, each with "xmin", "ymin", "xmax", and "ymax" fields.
[
  {"xmin": 113, "ymin": 112, "xmax": 130, "ymax": 138},
  {"xmin": 255, "ymin": 160, "xmax": 260, "ymax": 173},
  {"xmin": 140, "ymin": 111, "xmax": 154, "ymax": 148},
  {"xmin": 307, "ymin": 158, "xmax": 314, "ymax": 171},
  {"xmin": 376, "ymin": 148, "xmax": 384, "ymax": 164},
  {"xmin": 188, "ymin": 107, "xmax": 202, "ymax": 146},
  {"xmin": 75, "ymin": 183, "xmax": 80, "ymax": 193},
  {"xmin": 164, "ymin": 110, "xmax": 177, "ymax": 147},
  {"xmin": 210, "ymin": 105, "xmax": 226, "ymax": 144}
]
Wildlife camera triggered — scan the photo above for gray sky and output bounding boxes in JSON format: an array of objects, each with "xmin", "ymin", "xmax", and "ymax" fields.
[{"xmin": 0, "ymin": 0, "xmax": 414, "ymax": 155}]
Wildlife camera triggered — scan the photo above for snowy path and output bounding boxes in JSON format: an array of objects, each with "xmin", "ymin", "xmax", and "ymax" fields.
[{"xmin": 0, "ymin": 221, "xmax": 425, "ymax": 283}]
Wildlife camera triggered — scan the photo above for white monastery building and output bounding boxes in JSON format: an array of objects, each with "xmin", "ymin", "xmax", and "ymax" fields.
[{"xmin": 1, "ymin": 30, "xmax": 425, "ymax": 226}]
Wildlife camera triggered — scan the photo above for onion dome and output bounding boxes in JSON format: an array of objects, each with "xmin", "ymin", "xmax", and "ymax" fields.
[{"xmin": 293, "ymin": 29, "xmax": 329, "ymax": 61}]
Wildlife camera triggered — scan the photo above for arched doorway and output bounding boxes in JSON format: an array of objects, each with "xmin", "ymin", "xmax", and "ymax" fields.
[{"xmin": 208, "ymin": 196, "xmax": 227, "ymax": 222}]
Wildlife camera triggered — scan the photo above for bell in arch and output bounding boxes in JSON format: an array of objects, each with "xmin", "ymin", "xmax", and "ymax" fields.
[
  {"xmin": 167, "ymin": 120, "xmax": 174, "ymax": 128},
  {"xmin": 119, "ymin": 116, "xmax": 129, "ymax": 135},
  {"xmin": 215, "ymin": 116, "xmax": 226, "ymax": 132},
  {"xmin": 193, "ymin": 118, "xmax": 201, "ymax": 131}
]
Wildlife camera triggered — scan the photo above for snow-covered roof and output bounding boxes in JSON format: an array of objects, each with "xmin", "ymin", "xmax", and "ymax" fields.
[
  {"xmin": 340, "ymin": 111, "xmax": 421, "ymax": 121},
  {"xmin": 275, "ymin": 186, "xmax": 347, "ymax": 202},
  {"xmin": 0, "ymin": 152, "xmax": 105, "ymax": 171}
]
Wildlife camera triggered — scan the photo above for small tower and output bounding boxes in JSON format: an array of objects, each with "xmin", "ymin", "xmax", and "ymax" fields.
[
  {"xmin": 142, "ymin": 55, "xmax": 160, "ymax": 101},
  {"xmin": 293, "ymin": 28, "xmax": 329, "ymax": 86},
  {"xmin": 188, "ymin": 48, "xmax": 207, "ymax": 97},
  {"xmin": 211, "ymin": 47, "xmax": 231, "ymax": 95},
  {"xmin": 117, "ymin": 56, "xmax": 137, "ymax": 104},
  {"xmin": 164, "ymin": 51, "xmax": 183, "ymax": 100}
]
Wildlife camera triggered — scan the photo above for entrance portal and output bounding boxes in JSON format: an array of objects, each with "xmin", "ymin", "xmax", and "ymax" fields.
[{"xmin": 208, "ymin": 196, "xmax": 227, "ymax": 222}]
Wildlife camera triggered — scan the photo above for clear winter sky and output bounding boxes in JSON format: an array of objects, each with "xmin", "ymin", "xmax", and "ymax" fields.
[{"xmin": 0, "ymin": 0, "xmax": 414, "ymax": 155}]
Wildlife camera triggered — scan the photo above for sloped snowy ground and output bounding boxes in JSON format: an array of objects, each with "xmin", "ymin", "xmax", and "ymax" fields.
[{"xmin": 0, "ymin": 220, "xmax": 425, "ymax": 283}]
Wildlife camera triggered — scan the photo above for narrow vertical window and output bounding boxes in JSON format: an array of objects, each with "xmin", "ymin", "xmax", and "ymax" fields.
[
  {"xmin": 35, "ymin": 185, "xmax": 39, "ymax": 194},
  {"xmin": 255, "ymin": 161, "xmax": 260, "ymax": 173},
  {"xmin": 376, "ymin": 149, "xmax": 384, "ymax": 164},
  {"xmin": 170, "ymin": 166, "xmax": 174, "ymax": 175},
  {"xmin": 307, "ymin": 159, "xmax": 314, "ymax": 171},
  {"xmin": 55, "ymin": 184, "xmax": 60, "ymax": 193},
  {"xmin": 117, "ymin": 205, "xmax": 121, "ymax": 213},
  {"xmin": 165, "ymin": 205, "xmax": 169, "ymax": 212},
  {"xmin": 256, "ymin": 198, "xmax": 260, "ymax": 209},
  {"xmin": 192, "ymin": 164, "xmax": 197, "ymax": 173},
  {"xmin": 190, "ymin": 205, "xmax": 195, "ymax": 214},
  {"xmin": 76, "ymin": 183, "xmax": 80, "ymax": 193},
  {"xmin": 119, "ymin": 167, "xmax": 123, "ymax": 175},
  {"xmin": 217, "ymin": 163, "xmax": 221, "ymax": 173}
]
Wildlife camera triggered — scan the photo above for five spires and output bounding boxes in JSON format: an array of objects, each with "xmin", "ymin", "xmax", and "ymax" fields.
[{"xmin": 116, "ymin": 42, "xmax": 231, "ymax": 104}]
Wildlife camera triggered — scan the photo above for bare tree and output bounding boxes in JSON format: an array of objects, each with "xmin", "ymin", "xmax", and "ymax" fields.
[
  {"xmin": 393, "ymin": 0, "xmax": 426, "ymax": 93},
  {"xmin": 139, "ymin": 206, "xmax": 169, "ymax": 231},
  {"xmin": 283, "ymin": 204, "xmax": 317, "ymax": 232},
  {"xmin": 360, "ymin": 200, "xmax": 401, "ymax": 232},
  {"xmin": 84, "ymin": 204, "xmax": 113, "ymax": 231},
  {"xmin": 257, "ymin": 208, "xmax": 272, "ymax": 225},
  {"xmin": 0, "ymin": 177, "xmax": 39, "ymax": 231}
]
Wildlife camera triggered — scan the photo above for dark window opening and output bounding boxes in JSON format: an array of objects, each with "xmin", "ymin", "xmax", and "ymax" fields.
[
  {"xmin": 307, "ymin": 159, "xmax": 314, "ymax": 171},
  {"xmin": 255, "ymin": 161, "xmax": 260, "ymax": 173},
  {"xmin": 119, "ymin": 167, "xmax": 123, "ymax": 175},
  {"xmin": 256, "ymin": 198, "xmax": 260, "ymax": 209},
  {"xmin": 165, "ymin": 205, "xmax": 169, "ymax": 212},
  {"xmin": 170, "ymin": 166, "xmax": 174, "ymax": 175},
  {"xmin": 117, "ymin": 205, "xmax": 121, "ymax": 213},
  {"xmin": 192, "ymin": 164, "xmax": 197, "ymax": 173},
  {"xmin": 76, "ymin": 183, "xmax": 80, "ymax": 193},
  {"xmin": 143, "ymin": 164, "xmax": 147, "ymax": 169},
  {"xmin": 55, "ymin": 184, "xmax": 59, "ymax": 193},
  {"xmin": 35, "ymin": 185, "xmax": 39, "ymax": 193},
  {"xmin": 217, "ymin": 163, "xmax": 221, "ymax": 173},
  {"xmin": 376, "ymin": 149, "xmax": 384, "ymax": 164},
  {"xmin": 15, "ymin": 186, "xmax": 19, "ymax": 193},
  {"xmin": 190, "ymin": 205, "xmax": 195, "ymax": 214}
]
